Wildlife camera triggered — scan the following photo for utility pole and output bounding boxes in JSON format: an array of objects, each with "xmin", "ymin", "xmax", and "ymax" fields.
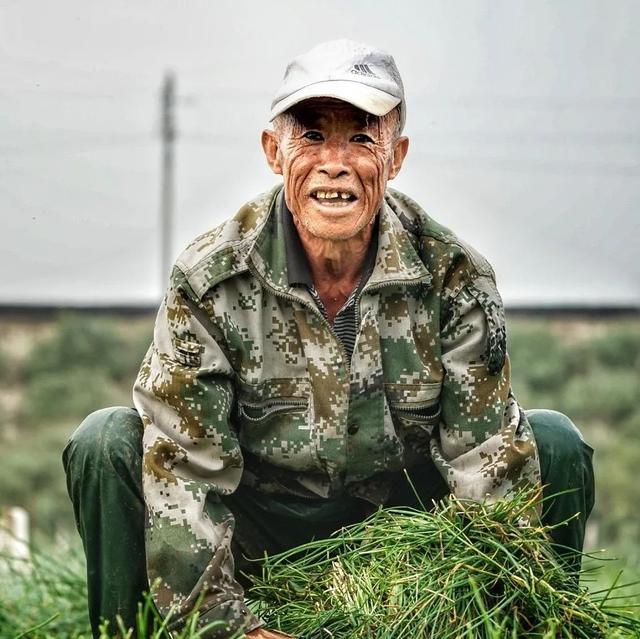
[{"xmin": 160, "ymin": 71, "xmax": 176, "ymax": 292}]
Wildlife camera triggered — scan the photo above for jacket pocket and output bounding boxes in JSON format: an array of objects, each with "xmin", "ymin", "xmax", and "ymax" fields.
[
  {"xmin": 385, "ymin": 383, "xmax": 441, "ymax": 458},
  {"xmin": 236, "ymin": 377, "xmax": 314, "ymax": 471}
]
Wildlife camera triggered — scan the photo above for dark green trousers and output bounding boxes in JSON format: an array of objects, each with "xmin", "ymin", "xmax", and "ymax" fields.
[{"xmin": 62, "ymin": 407, "xmax": 594, "ymax": 637}]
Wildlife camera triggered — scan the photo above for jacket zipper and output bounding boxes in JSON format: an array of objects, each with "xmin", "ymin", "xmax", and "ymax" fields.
[
  {"xmin": 242, "ymin": 397, "xmax": 308, "ymax": 408},
  {"xmin": 240, "ymin": 397, "xmax": 308, "ymax": 422},
  {"xmin": 394, "ymin": 404, "xmax": 441, "ymax": 417}
]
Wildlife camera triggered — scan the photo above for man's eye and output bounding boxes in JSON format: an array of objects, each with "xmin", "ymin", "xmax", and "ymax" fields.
[
  {"xmin": 303, "ymin": 131, "xmax": 323, "ymax": 141},
  {"xmin": 351, "ymin": 133, "xmax": 374, "ymax": 144}
]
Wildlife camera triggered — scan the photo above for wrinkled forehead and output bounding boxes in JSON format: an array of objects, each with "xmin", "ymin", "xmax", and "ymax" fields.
[{"xmin": 287, "ymin": 98, "xmax": 379, "ymax": 131}]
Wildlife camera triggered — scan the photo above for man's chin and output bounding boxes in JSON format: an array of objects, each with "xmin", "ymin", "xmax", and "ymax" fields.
[
  {"xmin": 298, "ymin": 219, "xmax": 373, "ymax": 243},
  {"xmin": 294, "ymin": 205, "xmax": 376, "ymax": 242}
]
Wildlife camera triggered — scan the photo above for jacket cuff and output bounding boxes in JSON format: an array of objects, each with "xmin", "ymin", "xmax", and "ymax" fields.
[{"xmin": 168, "ymin": 598, "xmax": 262, "ymax": 638}]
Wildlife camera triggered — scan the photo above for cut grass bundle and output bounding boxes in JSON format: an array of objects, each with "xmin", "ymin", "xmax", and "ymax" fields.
[{"xmin": 248, "ymin": 491, "xmax": 640, "ymax": 638}]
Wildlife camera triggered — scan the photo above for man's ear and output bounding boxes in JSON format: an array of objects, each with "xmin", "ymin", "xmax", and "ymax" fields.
[
  {"xmin": 388, "ymin": 136, "xmax": 409, "ymax": 180},
  {"xmin": 261, "ymin": 129, "xmax": 283, "ymax": 175}
]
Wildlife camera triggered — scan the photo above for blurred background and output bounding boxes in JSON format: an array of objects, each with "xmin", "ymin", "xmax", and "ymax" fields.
[{"xmin": 0, "ymin": 0, "xmax": 638, "ymax": 633}]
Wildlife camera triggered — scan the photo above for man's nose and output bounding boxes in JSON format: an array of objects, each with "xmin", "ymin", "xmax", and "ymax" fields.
[{"xmin": 317, "ymin": 143, "xmax": 350, "ymax": 179}]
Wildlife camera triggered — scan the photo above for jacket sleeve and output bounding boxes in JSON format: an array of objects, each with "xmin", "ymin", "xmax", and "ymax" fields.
[
  {"xmin": 133, "ymin": 267, "xmax": 261, "ymax": 637},
  {"xmin": 429, "ymin": 272, "xmax": 542, "ymax": 506}
]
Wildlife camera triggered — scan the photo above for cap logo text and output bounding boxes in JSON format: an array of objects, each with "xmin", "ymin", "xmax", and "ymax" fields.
[{"xmin": 350, "ymin": 64, "xmax": 379, "ymax": 78}]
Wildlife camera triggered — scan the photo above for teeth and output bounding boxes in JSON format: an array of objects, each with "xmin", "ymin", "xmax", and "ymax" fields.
[{"xmin": 314, "ymin": 190, "xmax": 352, "ymax": 200}]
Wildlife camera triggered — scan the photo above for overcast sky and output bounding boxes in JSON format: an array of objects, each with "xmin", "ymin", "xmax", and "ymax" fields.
[{"xmin": 1, "ymin": 0, "xmax": 639, "ymax": 306}]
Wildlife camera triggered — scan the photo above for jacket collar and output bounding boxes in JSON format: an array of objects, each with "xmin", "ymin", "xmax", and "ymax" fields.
[
  {"xmin": 246, "ymin": 186, "xmax": 432, "ymax": 297},
  {"xmin": 364, "ymin": 196, "xmax": 432, "ymax": 292}
]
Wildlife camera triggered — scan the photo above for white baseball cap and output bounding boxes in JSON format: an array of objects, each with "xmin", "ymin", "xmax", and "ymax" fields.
[{"xmin": 269, "ymin": 39, "xmax": 406, "ymax": 131}]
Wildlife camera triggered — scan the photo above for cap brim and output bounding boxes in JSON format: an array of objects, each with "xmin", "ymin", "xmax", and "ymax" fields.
[{"xmin": 269, "ymin": 79, "xmax": 401, "ymax": 121}]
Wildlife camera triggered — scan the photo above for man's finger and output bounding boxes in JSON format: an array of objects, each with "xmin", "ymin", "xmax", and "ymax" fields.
[{"xmin": 246, "ymin": 627, "xmax": 295, "ymax": 638}]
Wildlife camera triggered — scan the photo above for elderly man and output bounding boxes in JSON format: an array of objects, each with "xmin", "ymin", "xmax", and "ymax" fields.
[{"xmin": 63, "ymin": 40, "xmax": 594, "ymax": 639}]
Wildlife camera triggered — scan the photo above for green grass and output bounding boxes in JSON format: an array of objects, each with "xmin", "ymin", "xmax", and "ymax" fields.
[
  {"xmin": 0, "ymin": 541, "xmax": 91, "ymax": 639},
  {"xmin": 2, "ymin": 499, "xmax": 639, "ymax": 638},
  {"xmin": 248, "ymin": 491, "xmax": 640, "ymax": 638},
  {"xmin": 0, "ymin": 542, "xmax": 245, "ymax": 639}
]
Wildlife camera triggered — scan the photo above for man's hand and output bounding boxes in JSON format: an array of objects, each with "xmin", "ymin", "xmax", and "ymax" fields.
[{"xmin": 246, "ymin": 628, "xmax": 295, "ymax": 639}]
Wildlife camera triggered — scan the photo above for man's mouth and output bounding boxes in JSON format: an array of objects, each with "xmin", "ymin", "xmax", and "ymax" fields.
[{"xmin": 310, "ymin": 190, "xmax": 357, "ymax": 207}]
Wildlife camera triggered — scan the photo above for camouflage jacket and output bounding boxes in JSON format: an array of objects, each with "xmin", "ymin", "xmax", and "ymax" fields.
[{"xmin": 133, "ymin": 185, "xmax": 541, "ymax": 636}]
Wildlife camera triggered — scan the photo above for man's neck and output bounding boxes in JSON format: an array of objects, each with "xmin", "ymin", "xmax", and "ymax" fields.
[{"xmin": 292, "ymin": 216, "xmax": 374, "ymax": 293}]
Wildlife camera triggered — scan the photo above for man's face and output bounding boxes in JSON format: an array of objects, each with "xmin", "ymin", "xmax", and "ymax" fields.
[{"xmin": 262, "ymin": 100, "xmax": 409, "ymax": 242}]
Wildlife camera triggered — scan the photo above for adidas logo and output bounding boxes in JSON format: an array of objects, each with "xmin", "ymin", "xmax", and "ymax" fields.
[{"xmin": 350, "ymin": 64, "xmax": 379, "ymax": 78}]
